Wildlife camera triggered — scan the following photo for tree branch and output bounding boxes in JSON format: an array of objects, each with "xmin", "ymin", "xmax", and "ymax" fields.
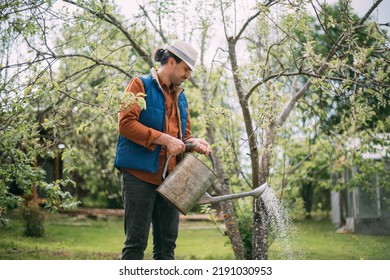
[
  {"xmin": 275, "ymin": 0, "xmax": 383, "ymax": 127},
  {"xmin": 139, "ymin": 5, "xmax": 168, "ymax": 44},
  {"xmin": 54, "ymin": 53, "xmax": 132, "ymax": 78},
  {"xmin": 63, "ymin": 0, "xmax": 154, "ymax": 68},
  {"xmin": 235, "ymin": 10, "xmax": 260, "ymax": 43}
]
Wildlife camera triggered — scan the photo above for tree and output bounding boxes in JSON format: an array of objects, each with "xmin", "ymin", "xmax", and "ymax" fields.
[
  {"xmin": 211, "ymin": 0, "xmax": 388, "ymax": 259},
  {"xmin": 0, "ymin": 0, "xmax": 146, "ymax": 224},
  {"xmin": 1, "ymin": 0, "xmax": 78, "ymax": 228}
]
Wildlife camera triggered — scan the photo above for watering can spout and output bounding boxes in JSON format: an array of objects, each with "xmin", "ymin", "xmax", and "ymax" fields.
[{"xmin": 196, "ymin": 182, "xmax": 269, "ymax": 205}]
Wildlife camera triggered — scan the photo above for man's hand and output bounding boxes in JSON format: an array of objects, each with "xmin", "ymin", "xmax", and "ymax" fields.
[
  {"xmin": 185, "ymin": 138, "xmax": 211, "ymax": 156},
  {"xmin": 154, "ymin": 134, "xmax": 185, "ymax": 156}
]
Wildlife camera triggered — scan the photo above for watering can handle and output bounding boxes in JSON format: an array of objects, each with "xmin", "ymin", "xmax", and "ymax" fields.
[{"xmin": 162, "ymin": 143, "xmax": 216, "ymax": 179}]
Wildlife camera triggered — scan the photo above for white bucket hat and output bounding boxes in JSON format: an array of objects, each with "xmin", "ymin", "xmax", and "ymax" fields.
[{"xmin": 166, "ymin": 40, "xmax": 198, "ymax": 71}]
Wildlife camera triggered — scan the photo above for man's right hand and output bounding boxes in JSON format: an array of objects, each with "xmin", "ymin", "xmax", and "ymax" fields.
[{"xmin": 154, "ymin": 134, "xmax": 185, "ymax": 156}]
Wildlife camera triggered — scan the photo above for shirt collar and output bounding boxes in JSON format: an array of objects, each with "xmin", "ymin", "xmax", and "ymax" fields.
[{"xmin": 151, "ymin": 67, "xmax": 183, "ymax": 96}]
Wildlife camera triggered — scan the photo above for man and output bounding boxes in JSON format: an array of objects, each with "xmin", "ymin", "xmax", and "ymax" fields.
[{"xmin": 114, "ymin": 40, "xmax": 211, "ymax": 260}]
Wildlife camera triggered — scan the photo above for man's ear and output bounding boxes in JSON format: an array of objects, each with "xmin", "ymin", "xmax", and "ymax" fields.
[{"xmin": 168, "ymin": 57, "xmax": 176, "ymax": 67}]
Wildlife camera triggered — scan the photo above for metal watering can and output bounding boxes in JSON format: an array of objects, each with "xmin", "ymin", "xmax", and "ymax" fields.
[{"xmin": 156, "ymin": 144, "xmax": 268, "ymax": 215}]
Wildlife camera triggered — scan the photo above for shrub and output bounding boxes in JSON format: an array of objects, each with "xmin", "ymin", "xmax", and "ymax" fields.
[{"xmin": 21, "ymin": 201, "xmax": 45, "ymax": 237}]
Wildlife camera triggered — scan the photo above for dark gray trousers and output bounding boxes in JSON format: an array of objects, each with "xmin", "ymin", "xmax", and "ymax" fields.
[{"xmin": 120, "ymin": 171, "xmax": 179, "ymax": 260}]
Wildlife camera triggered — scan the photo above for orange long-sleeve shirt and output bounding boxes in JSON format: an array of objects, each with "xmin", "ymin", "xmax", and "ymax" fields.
[{"xmin": 118, "ymin": 69, "xmax": 193, "ymax": 185}]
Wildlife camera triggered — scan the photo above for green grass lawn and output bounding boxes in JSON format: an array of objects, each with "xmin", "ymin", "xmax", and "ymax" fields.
[
  {"xmin": 280, "ymin": 219, "xmax": 390, "ymax": 260},
  {"xmin": 0, "ymin": 214, "xmax": 234, "ymax": 260},
  {"xmin": 1, "ymin": 214, "xmax": 389, "ymax": 260}
]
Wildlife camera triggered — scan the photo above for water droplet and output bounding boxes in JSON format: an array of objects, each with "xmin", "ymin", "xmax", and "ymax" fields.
[{"xmin": 258, "ymin": 186, "xmax": 305, "ymax": 259}]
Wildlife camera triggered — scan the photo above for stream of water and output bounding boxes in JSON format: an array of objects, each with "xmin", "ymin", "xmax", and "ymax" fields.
[{"xmin": 258, "ymin": 186, "xmax": 305, "ymax": 259}]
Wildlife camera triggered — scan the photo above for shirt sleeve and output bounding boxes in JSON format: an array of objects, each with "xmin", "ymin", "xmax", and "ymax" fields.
[{"xmin": 118, "ymin": 77, "xmax": 162, "ymax": 149}]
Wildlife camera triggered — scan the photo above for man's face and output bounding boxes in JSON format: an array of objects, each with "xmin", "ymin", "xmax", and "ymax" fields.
[{"xmin": 169, "ymin": 60, "xmax": 192, "ymax": 86}]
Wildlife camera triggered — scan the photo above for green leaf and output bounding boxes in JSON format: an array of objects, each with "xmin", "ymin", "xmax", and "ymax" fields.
[
  {"xmin": 136, "ymin": 97, "xmax": 146, "ymax": 110},
  {"xmin": 53, "ymin": 81, "xmax": 60, "ymax": 90},
  {"xmin": 24, "ymin": 86, "xmax": 32, "ymax": 96}
]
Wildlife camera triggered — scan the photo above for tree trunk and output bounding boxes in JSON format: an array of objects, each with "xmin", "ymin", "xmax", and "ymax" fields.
[
  {"xmin": 252, "ymin": 123, "xmax": 277, "ymax": 259},
  {"xmin": 252, "ymin": 198, "xmax": 269, "ymax": 260},
  {"xmin": 213, "ymin": 148, "xmax": 248, "ymax": 259},
  {"xmin": 227, "ymin": 38, "xmax": 260, "ymax": 190},
  {"xmin": 200, "ymin": 70, "xmax": 248, "ymax": 259},
  {"xmin": 220, "ymin": 189, "xmax": 249, "ymax": 259}
]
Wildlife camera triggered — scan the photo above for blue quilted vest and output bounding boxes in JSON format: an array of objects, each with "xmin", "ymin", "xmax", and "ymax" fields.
[{"xmin": 114, "ymin": 72, "xmax": 189, "ymax": 173}]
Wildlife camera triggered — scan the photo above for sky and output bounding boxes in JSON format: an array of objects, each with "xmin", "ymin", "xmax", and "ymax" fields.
[
  {"xmin": 350, "ymin": 0, "xmax": 389, "ymax": 24},
  {"xmin": 115, "ymin": 0, "xmax": 390, "ymax": 28}
]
